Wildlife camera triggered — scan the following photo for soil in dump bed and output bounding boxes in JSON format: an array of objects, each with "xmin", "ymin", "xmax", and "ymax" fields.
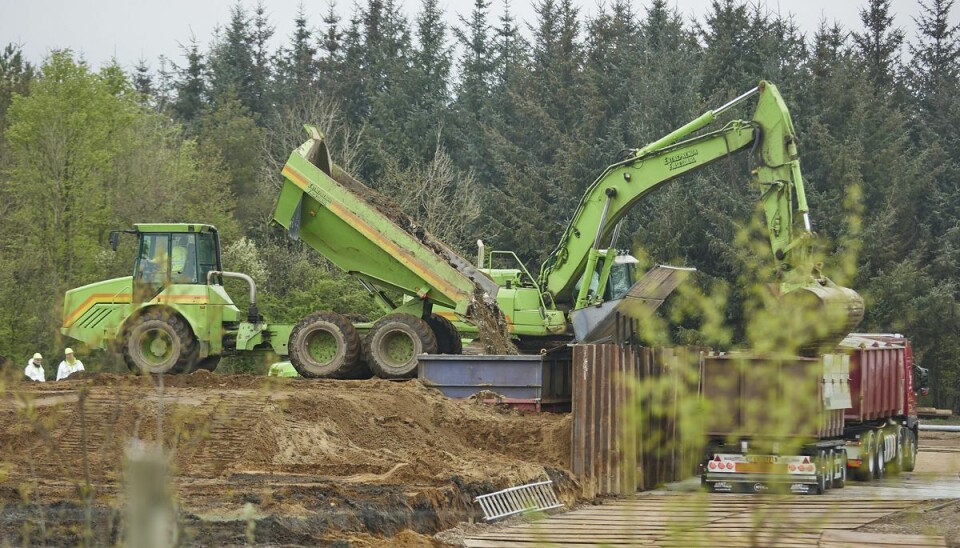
[
  {"xmin": 330, "ymin": 167, "xmax": 520, "ymax": 355},
  {"xmin": 0, "ymin": 372, "xmax": 573, "ymax": 545},
  {"xmin": 471, "ymin": 286, "xmax": 520, "ymax": 354}
]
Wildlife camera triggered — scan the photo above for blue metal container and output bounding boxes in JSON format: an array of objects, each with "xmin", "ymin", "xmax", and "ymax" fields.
[{"xmin": 417, "ymin": 349, "xmax": 572, "ymax": 411}]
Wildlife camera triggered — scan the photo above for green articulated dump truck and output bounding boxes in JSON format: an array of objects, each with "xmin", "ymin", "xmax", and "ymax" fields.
[{"xmin": 62, "ymin": 81, "xmax": 864, "ymax": 379}]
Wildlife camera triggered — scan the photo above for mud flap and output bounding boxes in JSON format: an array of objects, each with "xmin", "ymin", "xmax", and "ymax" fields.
[{"xmin": 571, "ymin": 265, "xmax": 695, "ymax": 343}]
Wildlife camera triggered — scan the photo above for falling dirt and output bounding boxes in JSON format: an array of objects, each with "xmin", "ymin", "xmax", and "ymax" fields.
[
  {"xmin": 0, "ymin": 372, "xmax": 574, "ymax": 545},
  {"xmin": 471, "ymin": 286, "xmax": 520, "ymax": 355},
  {"xmin": 329, "ymin": 165, "xmax": 520, "ymax": 355}
]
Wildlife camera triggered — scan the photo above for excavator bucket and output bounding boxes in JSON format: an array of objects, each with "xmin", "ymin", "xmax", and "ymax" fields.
[{"xmin": 571, "ymin": 265, "xmax": 696, "ymax": 344}]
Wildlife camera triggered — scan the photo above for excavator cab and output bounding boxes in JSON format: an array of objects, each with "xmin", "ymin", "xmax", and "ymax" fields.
[
  {"xmin": 572, "ymin": 252, "xmax": 639, "ymax": 303},
  {"xmin": 605, "ymin": 254, "xmax": 639, "ymax": 301},
  {"xmin": 571, "ymin": 257, "xmax": 695, "ymax": 344}
]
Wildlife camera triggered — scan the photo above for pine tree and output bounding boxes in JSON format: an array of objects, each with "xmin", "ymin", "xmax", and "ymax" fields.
[
  {"xmin": 635, "ymin": 0, "xmax": 701, "ymax": 134},
  {"xmin": 275, "ymin": 4, "xmax": 317, "ymax": 103},
  {"xmin": 583, "ymin": 0, "xmax": 641, "ymax": 154},
  {"xmin": 132, "ymin": 58, "xmax": 153, "ymax": 97},
  {"xmin": 336, "ymin": 14, "xmax": 368, "ymax": 123},
  {"xmin": 698, "ymin": 0, "xmax": 753, "ymax": 99},
  {"xmin": 414, "ymin": 0, "xmax": 451, "ymax": 106},
  {"xmin": 250, "ymin": 1, "xmax": 275, "ymax": 118},
  {"xmin": 491, "ymin": 0, "xmax": 526, "ymax": 90},
  {"xmin": 208, "ymin": 2, "xmax": 256, "ymax": 112},
  {"xmin": 454, "ymin": 0, "xmax": 494, "ymax": 118},
  {"xmin": 852, "ymin": 0, "xmax": 905, "ymax": 91},
  {"xmin": 908, "ymin": 0, "xmax": 960, "ymax": 106},
  {"xmin": 906, "ymin": 0, "xmax": 960, "ymax": 252},
  {"xmin": 172, "ymin": 36, "xmax": 208, "ymax": 129},
  {"xmin": 317, "ymin": 0, "xmax": 344, "ymax": 84},
  {"xmin": 0, "ymin": 43, "xmax": 34, "ymax": 134},
  {"xmin": 529, "ymin": 0, "xmax": 584, "ymax": 133},
  {"xmin": 394, "ymin": 0, "xmax": 453, "ymax": 162}
]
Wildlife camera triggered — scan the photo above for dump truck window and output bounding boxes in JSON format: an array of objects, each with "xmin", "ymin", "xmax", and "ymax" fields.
[
  {"xmin": 198, "ymin": 232, "xmax": 220, "ymax": 284},
  {"xmin": 171, "ymin": 233, "xmax": 198, "ymax": 284},
  {"xmin": 137, "ymin": 234, "xmax": 170, "ymax": 284}
]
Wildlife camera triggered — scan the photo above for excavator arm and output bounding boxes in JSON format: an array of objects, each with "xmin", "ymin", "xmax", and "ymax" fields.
[
  {"xmin": 540, "ymin": 82, "xmax": 814, "ymax": 306},
  {"xmin": 539, "ymin": 81, "xmax": 863, "ymax": 348}
]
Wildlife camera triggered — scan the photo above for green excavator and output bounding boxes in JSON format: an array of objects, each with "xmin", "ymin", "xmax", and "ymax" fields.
[{"xmin": 62, "ymin": 81, "xmax": 863, "ymax": 378}]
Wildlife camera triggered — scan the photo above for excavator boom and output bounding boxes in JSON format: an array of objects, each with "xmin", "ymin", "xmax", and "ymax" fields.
[
  {"xmin": 540, "ymin": 81, "xmax": 813, "ymax": 304},
  {"xmin": 538, "ymin": 81, "xmax": 862, "ymax": 348}
]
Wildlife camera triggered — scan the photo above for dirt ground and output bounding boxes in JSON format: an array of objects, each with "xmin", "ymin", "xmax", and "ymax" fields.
[
  {"xmin": 0, "ymin": 372, "xmax": 574, "ymax": 546},
  {"xmin": 4, "ymin": 371, "xmax": 957, "ymax": 546},
  {"xmin": 856, "ymin": 430, "xmax": 960, "ymax": 546}
]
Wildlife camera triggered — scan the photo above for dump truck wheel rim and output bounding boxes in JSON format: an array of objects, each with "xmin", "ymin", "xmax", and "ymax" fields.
[
  {"xmin": 902, "ymin": 431, "xmax": 917, "ymax": 471},
  {"xmin": 139, "ymin": 328, "xmax": 175, "ymax": 366},
  {"xmin": 875, "ymin": 436, "xmax": 885, "ymax": 479},
  {"xmin": 381, "ymin": 330, "xmax": 416, "ymax": 366},
  {"xmin": 305, "ymin": 329, "xmax": 339, "ymax": 365}
]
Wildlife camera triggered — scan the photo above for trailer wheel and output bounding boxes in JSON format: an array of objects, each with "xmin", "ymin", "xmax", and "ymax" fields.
[
  {"xmin": 902, "ymin": 429, "xmax": 917, "ymax": 472},
  {"xmin": 123, "ymin": 310, "xmax": 199, "ymax": 375},
  {"xmin": 833, "ymin": 448, "xmax": 847, "ymax": 489},
  {"xmin": 818, "ymin": 450, "xmax": 831, "ymax": 492},
  {"xmin": 426, "ymin": 313, "xmax": 463, "ymax": 355},
  {"xmin": 873, "ymin": 432, "xmax": 886, "ymax": 480},
  {"xmin": 365, "ymin": 314, "xmax": 438, "ymax": 379},
  {"xmin": 854, "ymin": 430, "xmax": 875, "ymax": 481},
  {"xmin": 288, "ymin": 311, "xmax": 364, "ymax": 379},
  {"xmin": 889, "ymin": 427, "xmax": 905, "ymax": 474}
]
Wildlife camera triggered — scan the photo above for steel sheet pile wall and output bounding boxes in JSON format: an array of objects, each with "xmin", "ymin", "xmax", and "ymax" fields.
[{"xmin": 571, "ymin": 344, "xmax": 699, "ymax": 498}]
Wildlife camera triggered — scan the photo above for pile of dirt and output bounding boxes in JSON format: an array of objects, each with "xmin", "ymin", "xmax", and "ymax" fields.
[{"xmin": 0, "ymin": 373, "xmax": 574, "ymax": 545}]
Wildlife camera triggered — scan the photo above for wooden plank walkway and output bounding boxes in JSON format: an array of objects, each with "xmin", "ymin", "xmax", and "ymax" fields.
[{"xmin": 463, "ymin": 494, "xmax": 936, "ymax": 547}]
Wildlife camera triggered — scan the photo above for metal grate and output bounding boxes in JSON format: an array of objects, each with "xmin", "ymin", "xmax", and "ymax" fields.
[{"xmin": 474, "ymin": 480, "xmax": 564, "ymax": 521}]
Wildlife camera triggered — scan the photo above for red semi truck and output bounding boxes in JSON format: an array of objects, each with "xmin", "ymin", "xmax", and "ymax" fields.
[{"xmin": 699, "ymin": 333, "xmax": 928, "ymax": 494}]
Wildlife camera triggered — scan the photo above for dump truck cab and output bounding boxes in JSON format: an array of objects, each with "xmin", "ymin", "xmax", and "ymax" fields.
[
  {"xmin": 62, "ymin": 223, "xmax": 292, "ymax": 375},
  {"xmin": 128, "ymin": 223, "xmax": 223, "ymax": 301}
]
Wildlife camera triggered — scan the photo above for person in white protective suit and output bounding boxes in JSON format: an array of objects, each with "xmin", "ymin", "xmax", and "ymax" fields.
[
  {"xmin": 56, "ymin": 348, "xmax": 85, "ymax": 381},
  {"xmin": 24, "ymin": 353, "xmax": 45, "ymax": 382}
]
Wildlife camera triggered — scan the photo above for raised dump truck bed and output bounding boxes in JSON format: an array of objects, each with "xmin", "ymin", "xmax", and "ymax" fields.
[{"xmin": 273, "ymin": 126, "xmax": 497, "ymax": 315}]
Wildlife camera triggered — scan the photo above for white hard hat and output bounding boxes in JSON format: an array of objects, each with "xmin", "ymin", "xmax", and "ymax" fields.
[
  {"xmin": 33, "ymin": 353, "xmax": 42, "ymax": 360},
  {"xmin": 65, "ymin": 348, "xmax": 74, "ymax": 355}
]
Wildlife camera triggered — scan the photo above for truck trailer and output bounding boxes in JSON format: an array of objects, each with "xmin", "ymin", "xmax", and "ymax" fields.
[{"xmin": 700, "ymin": 334, "xmax": 927, "ymax": 494}]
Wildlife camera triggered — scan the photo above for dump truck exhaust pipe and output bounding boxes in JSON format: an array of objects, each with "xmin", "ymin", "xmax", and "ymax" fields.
[{"xmin": 208, "ymin": 271, "xmax": 260, "ymax": 322}]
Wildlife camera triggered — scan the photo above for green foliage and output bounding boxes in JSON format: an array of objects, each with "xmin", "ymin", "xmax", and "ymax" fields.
[{"xmin": 0, "ymin": 51, "xmax": 236, "ymax": 366}]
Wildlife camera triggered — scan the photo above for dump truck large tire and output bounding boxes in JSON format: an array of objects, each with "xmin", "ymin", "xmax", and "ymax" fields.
[
  {"xmin": 889, "ymin": 426, "xmax": 905, "ymax": 474},
  {"xmin": 123, "ymin": 310, "xmax": 199, "ymax": 375},
  {"xmin": 288, "ymin": 311, "xmax": 364, "ymax": 379},
  {"xmin": 365, "ymin": 314, "xmax": 438, "ymax": 379},
  {"xmin": 426, "ymin": 313, "xmax": 462, "ymax": 355},
  {"xmin": 902, "ymin": 429, "xmax": 917, "ymax": 472},
  {"xmin": 853, "ymin": 430, "xmax": 875, "ymax": 481},
  {"xmin": 873, "ymin": 431, "xmax": 886, "ymax": 479}
]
